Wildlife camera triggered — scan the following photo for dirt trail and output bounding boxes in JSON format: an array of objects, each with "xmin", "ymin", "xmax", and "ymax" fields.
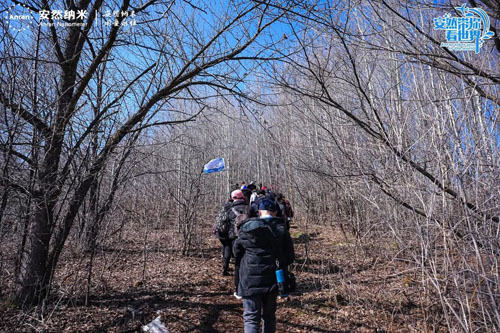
[{"xmin": 1, "ymin": 225, "xmax": 426, "ymax": 332}]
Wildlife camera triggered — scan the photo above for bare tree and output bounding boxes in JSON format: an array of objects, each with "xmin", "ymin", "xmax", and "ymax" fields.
[
  {"xmin": 260, "ymin": 0, "xmax": 499, "ymax": 330},
  {"xmin": 0, "ymin": 0, "xmax": 289, "ymax": 306}
]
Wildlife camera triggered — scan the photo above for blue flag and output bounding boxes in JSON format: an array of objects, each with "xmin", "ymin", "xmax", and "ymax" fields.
[{"xmin": 203, "ymin": 158, "xmax": 225, "ymax": 174}]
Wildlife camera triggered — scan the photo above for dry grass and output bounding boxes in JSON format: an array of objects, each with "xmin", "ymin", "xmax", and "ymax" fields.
[{"xmin": 0, "ymin": 221, "xmax": 441, "ymax": 332}]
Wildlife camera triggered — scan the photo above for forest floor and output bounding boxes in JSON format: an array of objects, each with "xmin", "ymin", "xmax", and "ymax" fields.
[{"xmin": 0, "ymin": 222, "xmax": 436, "ymax": 332}]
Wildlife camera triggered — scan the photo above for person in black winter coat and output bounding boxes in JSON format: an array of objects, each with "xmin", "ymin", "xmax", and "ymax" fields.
[
  {"xmin": 233, "ymin": 199, "xmax": 295, "ymax": 333},
  {"xmin": 229, "ymin": 191, "xmax": 250, "ymax": 296},
  {"xmin": 216, "ymin": 190, "xmax": 247, "ymax": 276}
]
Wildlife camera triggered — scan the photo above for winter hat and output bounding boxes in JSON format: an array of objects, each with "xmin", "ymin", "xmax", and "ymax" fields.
[
  {"xmin": 259, "ymin": 199, "xmax": 278, "ymax": 212},
  {"xmin": 231, "ymin": 189, "xmax": 245, "ymax": 200}
]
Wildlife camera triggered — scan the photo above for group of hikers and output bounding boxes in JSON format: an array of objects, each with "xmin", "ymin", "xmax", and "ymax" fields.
[{"xmin": 213, "ymin": 181, "xmax": 296, "ymax": 333}]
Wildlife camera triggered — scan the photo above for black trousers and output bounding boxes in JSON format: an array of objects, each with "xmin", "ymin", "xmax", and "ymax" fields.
[{"xmin": 220, "ymin": 238, "xmax": 234, "ymax": 271}]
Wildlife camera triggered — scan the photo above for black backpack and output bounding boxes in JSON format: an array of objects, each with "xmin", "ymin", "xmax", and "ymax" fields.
[{"xmin": 213, "ymin": 206, "xmax": 230, "ymax": 235}]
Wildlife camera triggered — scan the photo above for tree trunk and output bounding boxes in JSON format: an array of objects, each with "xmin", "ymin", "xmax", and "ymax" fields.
[{"xmin": 15, "ymin": 193, "xmax": 54, "ymax": 305}]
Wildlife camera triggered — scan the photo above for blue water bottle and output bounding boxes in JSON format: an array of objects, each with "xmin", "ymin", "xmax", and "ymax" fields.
[{"xmin": 275, "ymin": 269, "xmax": 288, "ymax": 298}]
